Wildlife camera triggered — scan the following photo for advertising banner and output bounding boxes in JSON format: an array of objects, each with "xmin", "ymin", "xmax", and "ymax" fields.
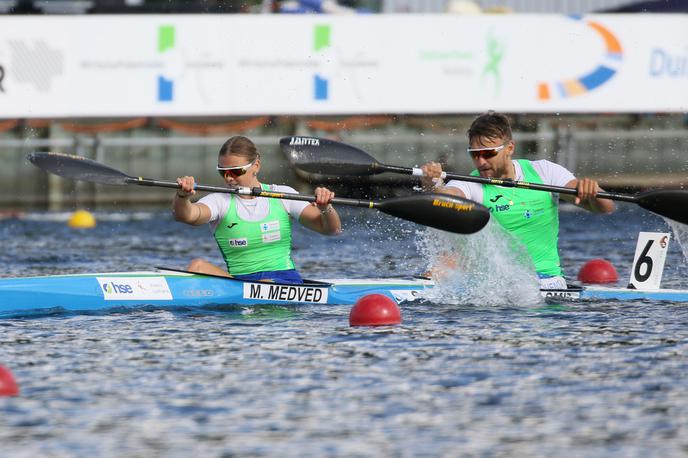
[{"xmin": 0, "ymin": 14, "xmax": 686, "ymax": 116}]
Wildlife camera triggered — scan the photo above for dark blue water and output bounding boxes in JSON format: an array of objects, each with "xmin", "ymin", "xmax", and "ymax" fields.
[{"xmin": 1, "ymin": 204, "xmax": 687, "ymax": 456}]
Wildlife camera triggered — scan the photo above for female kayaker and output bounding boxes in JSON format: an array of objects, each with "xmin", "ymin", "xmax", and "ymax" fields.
[{"xmin": 173, "ymin": 135, "xmax": 342, "ymax": 284}]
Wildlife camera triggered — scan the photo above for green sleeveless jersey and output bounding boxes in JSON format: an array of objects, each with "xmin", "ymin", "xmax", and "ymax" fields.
[
  {"xmin": 213, "ymin": 184, "xmax": 295, "ymax": 275},
  {"xmin": 472, "ymin": 160, "xmax": 562, "ymax": 276}
]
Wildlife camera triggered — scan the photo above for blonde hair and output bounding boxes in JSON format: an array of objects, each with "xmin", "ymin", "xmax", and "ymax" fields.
[{"xmin": 218, "ymin": 136, "xmax": 259, "ymax": 160}]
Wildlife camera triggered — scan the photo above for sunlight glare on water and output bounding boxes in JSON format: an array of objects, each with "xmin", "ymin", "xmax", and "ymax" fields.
[{"xmin": 417, "ymin": 220, "xmax": 541, "ymax": 306}]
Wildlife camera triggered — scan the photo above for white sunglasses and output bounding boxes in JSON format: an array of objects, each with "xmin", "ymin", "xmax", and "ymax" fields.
[{"xmin": 216, "ymin": 157, "xmax": 257, "ymax": 178}]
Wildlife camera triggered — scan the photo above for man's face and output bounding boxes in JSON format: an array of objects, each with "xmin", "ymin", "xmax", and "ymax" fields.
[{"xmin": 468, "ymin": 137, "xmax": 514, "ymax": 178}]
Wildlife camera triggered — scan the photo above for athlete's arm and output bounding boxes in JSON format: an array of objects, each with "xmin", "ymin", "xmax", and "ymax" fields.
[
  {"xmin": 420, "ymin": 161, "xmax": 466, "ymax": 198},
  {"xmin": 173, "ymin": 176, "xmax": 212, "ymax": 225},
  {"xmin": 298, "ymin": 187, "xmax": 342, "ymax": 235},
  {"xmin": 562, "ymin": 177, "xmax": 615, "ymax": 214},
  {"xmin": 534, "ymin": 160, "xmax": 614, "ymax": 214}
]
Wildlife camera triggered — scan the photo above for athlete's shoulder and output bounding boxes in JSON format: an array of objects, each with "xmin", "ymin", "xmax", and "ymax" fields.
[
  {"xmin": 269, "ymin": 184, "xmax": 299, "ymax": 194},
  {"xmin": 198, "ymin": 192, "xmax": 230, "ymax": 221},
  {"xmin": 198, "ymin": 192, "xmax": 230, "ymax": 204},
  {"xmin": 529, "ymin": 160, "xmax": 575, "ymax": 186},
  {"xmin": 529, "ymin": 159, "xmax": 572, "ymax": 173},
  {"xmin": 528, "ymin": 158, "xmax": 565, "ymax": 168},
  {"xmin": 445, "ymin": 180, "xmax": 481, "ymax": 201}
]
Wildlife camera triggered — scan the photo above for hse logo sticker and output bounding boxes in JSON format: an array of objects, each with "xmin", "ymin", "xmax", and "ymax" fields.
[
  {"xmin": 490, "ymin": 204, "xmax": 511, "ymax": 213},
  {"xmin": 98, "ymin": 277, "xmax": 173, "ymax": 301},
  {"xmin": 537, "ymin": 17, "xmax": 622, "ymax": 101}
]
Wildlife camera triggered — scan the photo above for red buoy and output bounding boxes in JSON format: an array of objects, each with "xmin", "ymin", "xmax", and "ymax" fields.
[
  {"xmin": 577, "ymin": 258, "xmax": 619, "ymax": 284},
  {"xmin": 0, "ymin": 365, "xmax": 19, "ymax": 397},
  {"xmin": 349, "ymin": 294, "xmax": 402, "ymax": 326}
]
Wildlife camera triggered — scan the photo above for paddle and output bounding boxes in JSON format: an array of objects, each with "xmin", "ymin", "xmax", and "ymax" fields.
[
  {"xmin": 26, "ymin": 151, "xmax": 490, "ymax": 235},
  {"xmin": 280, "ymin": 136, "xmax": 688, "ymax": 225}
]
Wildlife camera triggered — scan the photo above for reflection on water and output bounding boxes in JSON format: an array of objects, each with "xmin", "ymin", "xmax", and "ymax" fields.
[{"xmin": 0, "ymin": 204, "xmax": 687, "ymax": 456}]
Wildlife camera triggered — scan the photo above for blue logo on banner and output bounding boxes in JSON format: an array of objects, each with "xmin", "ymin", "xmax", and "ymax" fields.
[
  {"xmin": 158, "ymin": 76, "xmax": 174, "ymax": 102},
  {"xmin": 314, "ymin": 74, "xmax": 328, "ymax": 101}
]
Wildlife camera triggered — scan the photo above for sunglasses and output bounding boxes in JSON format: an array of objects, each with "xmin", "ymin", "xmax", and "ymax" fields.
[
  {"xmin": 216, "ymin": 157, "xmax": 257, "ymax": 179},
  {"xmin": 467, "ymin": 143, "xmax": 508, "ymax": 160}
]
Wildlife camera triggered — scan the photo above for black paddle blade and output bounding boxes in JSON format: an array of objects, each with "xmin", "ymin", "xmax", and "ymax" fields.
[
  {"xmin": 26, "ymin": 152, "xmax": 132, "ymax": 186},
  {"xmin": 637, "ymin": 188, "xmax": 688, "ymax": 224},
  {"xmin": 377, "ymin": 193, "xmax": 490, "ymax": 234},
  {"xmin": 280, "ymin": 136, "xmax": 382, "ymax": 176}
]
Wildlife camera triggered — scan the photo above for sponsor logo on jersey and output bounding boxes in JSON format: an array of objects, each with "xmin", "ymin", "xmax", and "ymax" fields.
[{"xmin": 260, "ymin": 220, "xmax": 280, "ymax": 232}]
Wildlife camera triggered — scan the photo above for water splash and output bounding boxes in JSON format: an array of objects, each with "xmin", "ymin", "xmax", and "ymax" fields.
[
  {"xmin": 666, "ymin": 219, "xmax": 688, "ymax": 264},
  {"xmin": 416, "ymin": 220, "xmax": 541, "ymax": 306}
]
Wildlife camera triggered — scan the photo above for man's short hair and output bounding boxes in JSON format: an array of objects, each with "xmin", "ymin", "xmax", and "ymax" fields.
[{"xmin": 467, "ymin": 111, "xmax": 513, "ymax": 145}]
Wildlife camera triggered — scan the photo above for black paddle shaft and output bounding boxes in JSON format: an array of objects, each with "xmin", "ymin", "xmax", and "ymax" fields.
[
  {"xmin": 129, "ymin": 177, "xmax": 490, "ymax": 234},
  {"xmin": 130, "ymin": 176, "xmax": 389, "ymax": 208},
  {"xmin": 280, "ymin": 137, "xmax": 637, "ymax": 202},
  {"xmin": 373, "ymin": 160, "xmax": 688, "ymax": 224},
  {"xmin": 280, "ymin": 136, "xmax": 688, "ymax": 225},
  {"xmin": 27, "ymin": 151, "xmax": 491, "ymax": 234},
  {"xmin": 382, "ymin": 165, "xmax": 639, "ymax": 203}
]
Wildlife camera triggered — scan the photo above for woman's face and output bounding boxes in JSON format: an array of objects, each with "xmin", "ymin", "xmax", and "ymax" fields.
[{"xmin": 217, "ymin": 154, "xmax": 260, "ymax": 186}]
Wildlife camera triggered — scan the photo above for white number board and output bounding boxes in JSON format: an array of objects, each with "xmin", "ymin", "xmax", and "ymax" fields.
[{"xmin": 628, "ymin": 232, "xmax": 670, "ymax": 290}]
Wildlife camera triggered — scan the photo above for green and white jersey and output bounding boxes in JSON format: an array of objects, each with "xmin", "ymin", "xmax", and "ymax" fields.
[
  {"xmin": 198, "ymin": 184, "xmax": 309, "ymax": 275},
  {"xmin": 446, "ymin": 160, "xmax": 575, "ymax": 277}
]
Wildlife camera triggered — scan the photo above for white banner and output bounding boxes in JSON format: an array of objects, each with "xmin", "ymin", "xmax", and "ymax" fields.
[{"xmin": 0, "ymin": 14, "xmax": 686, "ymax": 117}]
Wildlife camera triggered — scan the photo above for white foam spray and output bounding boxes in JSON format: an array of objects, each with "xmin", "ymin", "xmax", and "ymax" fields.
[
  {"xmin": 416, "ymin": 220, "xmax": 542, "ymax": 306},
  {"xmin": 666, "ymin": 219, "xmax": 688, "ymax": 264}
]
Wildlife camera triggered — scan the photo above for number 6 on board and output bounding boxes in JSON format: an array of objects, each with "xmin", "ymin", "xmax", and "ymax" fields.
[{"xmin": 628, "ymin": 232, "xmax": 670, "ymax": 290}]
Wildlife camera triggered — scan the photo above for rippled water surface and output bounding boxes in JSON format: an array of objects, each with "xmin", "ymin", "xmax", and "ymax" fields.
[{"xmin": 1, "ymin": 205, "xmax": 687, "ymax": 457}]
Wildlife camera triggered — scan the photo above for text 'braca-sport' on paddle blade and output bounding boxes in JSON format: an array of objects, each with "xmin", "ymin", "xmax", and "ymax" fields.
[{"xmin": 377, "ymin": 193, "xmax": 490, "ymax": 235}]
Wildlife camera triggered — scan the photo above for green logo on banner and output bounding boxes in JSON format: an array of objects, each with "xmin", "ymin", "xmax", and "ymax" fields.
[
  {"xmin": 314, "ymin": 24, "xmax": 330, "ymax": 52},
  {"xmin": 158, "ymin": 25, "xmax": 175, "ymax": 53},
  {"xmin": 481, "ymin": 31, "xmax": 504, "ymax": 95}
]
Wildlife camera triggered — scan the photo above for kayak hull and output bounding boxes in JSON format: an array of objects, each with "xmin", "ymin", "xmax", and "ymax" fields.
[
  {"xmin": 1, "ymin": 270, "xmax": 686, "ymax": 315},
  {"xmin": 0, "ymin": 270, "xmax": 431, "ymax": 314}
]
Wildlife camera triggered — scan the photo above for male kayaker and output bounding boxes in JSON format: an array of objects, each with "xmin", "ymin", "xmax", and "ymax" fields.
[
  {"xmin": 420, "ymin": 111, "xmax": 615, "ymax": 289},
  {"xmin": 174, "ymin": 135, "xmax": 342, "ymax": 284}
]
